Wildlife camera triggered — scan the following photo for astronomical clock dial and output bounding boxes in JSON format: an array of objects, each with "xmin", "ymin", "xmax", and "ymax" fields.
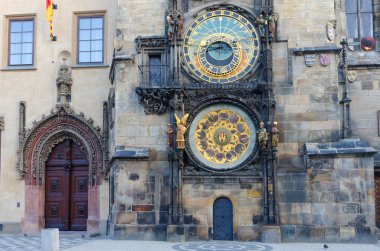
[
  {"xmin": 188, "ymin": 104, "xmax": 256, "ymax": 170},
  {"xmin": 183, "ymin": 10, "xmax": 260, "ymax": 84}
]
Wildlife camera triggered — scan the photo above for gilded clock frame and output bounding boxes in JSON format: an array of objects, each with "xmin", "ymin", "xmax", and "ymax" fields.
[
  {"xmin": 182, "ymin": 9, "xmax": 261, "ymax": 84},
  {"xmin": 185, "ymin": 98, "xmax": 261, "ymax": 173}
]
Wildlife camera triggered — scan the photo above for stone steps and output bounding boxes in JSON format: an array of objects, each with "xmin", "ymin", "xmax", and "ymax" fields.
[{"xmin": 59, "ymin": 231, "xmax": 87, "ymax": 238}]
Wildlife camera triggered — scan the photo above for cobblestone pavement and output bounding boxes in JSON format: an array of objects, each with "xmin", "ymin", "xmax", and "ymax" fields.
[
  {"xmin": 0, "ymin": 234, "xmax": 95, "ymax": 250},
  {"xmin": 0, "ymin": 235, "xmax": 379, "ymax": 251}
]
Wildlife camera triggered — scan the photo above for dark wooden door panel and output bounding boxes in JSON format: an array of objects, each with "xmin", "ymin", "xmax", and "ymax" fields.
[
  {"xmin": 45, "ymin": 170, "xmax": 68, "ymax": 230},
  {"xmin": 45, "ymin": 139, "xmax": 88, "ymax": 231},
  {"xmin": 70, "ymin": 168, "xmax": 88, "ymax": 230}
]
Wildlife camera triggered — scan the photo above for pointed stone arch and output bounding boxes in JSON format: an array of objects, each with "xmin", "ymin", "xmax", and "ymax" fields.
[{"xmin": 18, "ymin": 106, "xmax": 106, "ymax": 234}]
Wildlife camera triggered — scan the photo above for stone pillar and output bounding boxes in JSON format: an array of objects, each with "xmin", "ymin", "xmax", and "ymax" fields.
[{"xmin": 41, "ymin": 228, "xmax": 59, "ymax": 251}]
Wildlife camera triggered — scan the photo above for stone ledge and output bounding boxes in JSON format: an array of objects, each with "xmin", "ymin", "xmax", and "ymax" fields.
[
  {"xmin": 347, "ymin": 51, "xmax": 380, "ymax": 67},
  {"xmin": 305, "ymin": 139, "xmax": 378, "ymax": 158},
  {"xmin": 290, "ymin": 45, "xmax": 341, "ymax": 56},
  {"xmin": 110, "ymin": 146, "xmax": 150, "ymax": 162}
]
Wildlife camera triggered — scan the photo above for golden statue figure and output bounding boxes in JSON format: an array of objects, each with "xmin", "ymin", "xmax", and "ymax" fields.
[
  {"xmin": 271, "ymin": 121, "xmax": 279, "ymax": 148},
  {"xmin": 175, "ymin": 113, "xmax": 189, "ymax": 149},
  {"xmin": 257, "ymin": 121, "xmax": 268, "ymax": 149}
]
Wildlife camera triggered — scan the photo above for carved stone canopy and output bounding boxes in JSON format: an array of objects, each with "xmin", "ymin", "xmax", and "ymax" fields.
[
  {"xmin": 17, "ymin": 105, "xmax": 105, "ymax": 186},
  {"xmin": 135, "ymin": 81, "xmax": 267, "ymax": 115}
]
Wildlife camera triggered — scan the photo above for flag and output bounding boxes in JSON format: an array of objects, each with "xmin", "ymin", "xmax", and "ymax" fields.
[
  {"xmin": 46, "ymin": 0, "xmax": 53, "ymax": 22},
  {"xmin": 46, "ymin": 0, "xmax": 54, "ymax": 40}
]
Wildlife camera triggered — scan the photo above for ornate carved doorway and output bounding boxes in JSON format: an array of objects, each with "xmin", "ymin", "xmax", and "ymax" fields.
[
  {"xmin": 213, "ymin": 197, "xmax": 233, "ymax": 240},
  {"xmin": 45, "ymin": 139, "xmax": 88, "ymax": 231}
]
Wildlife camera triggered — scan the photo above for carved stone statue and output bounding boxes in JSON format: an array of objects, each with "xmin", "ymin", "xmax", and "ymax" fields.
[
  {"xmin": 270, "ymin": 122, "xmax": 279, "ymax": 148},
  {"xmin": 268, "ymin": 12, "xmax": 278, "ymax": 39},
  {"xmin": 257, "ymin": 121, "xmax": 268, "ymax": 149},
  {"xmin": 56, "ymin": 59, "xmax": 73, "ymax": 104},
  {"xmin": 175, "ymin": 113, "xmax": 189, "ymax": 149},
  {"xmin": 167, "ymin": 14, "xmax": 174, "ymax": 40},
  {"xmin": 165, "ymin": 123, "xmax": 174, "ymax": 148},
  {"xmin": 258, "ymin": 14, "xmax": 267, "ymax": 36},
  {"xmin": 113, "ymin": 29, "xmax": 123, "ymax": 51},
  {"xmin": 176, "ymin": 15, "xmax": 184, "ymax": 40}
]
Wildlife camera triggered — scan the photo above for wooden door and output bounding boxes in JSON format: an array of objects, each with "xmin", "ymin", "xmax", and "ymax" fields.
[{"xmin": 45, "ymin": 139, "xmax": 88, "ymax": 231}]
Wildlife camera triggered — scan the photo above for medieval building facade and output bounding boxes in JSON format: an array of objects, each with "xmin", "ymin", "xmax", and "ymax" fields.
[{"xmin": 0, "ymin": 0, "xmax": 380, "ymax": 243}]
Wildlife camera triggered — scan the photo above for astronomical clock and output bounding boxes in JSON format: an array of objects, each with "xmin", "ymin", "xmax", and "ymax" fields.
[
  {"xmin": 182, "ymin": 10, "xmax": 261, "ymax": 84},
  {"xmin": 181, "ymin": 8, "xmax": 263, "ymax": 172}
]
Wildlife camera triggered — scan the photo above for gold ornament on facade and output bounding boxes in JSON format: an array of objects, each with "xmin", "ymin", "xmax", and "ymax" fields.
[
  {"xmin": 194, "ymin": 109, "xmax": 250, "ymax": 164},
  {"xmin": 270, "ymin": 122, "xmax": 279, "ymax": 148},
  {"xmin": 257, "ymin": 121, "xmax": 268, "ymax": 149},
  {"xmin": 175, "ymin": 113, "xmax": 189, "ymax": 149}
]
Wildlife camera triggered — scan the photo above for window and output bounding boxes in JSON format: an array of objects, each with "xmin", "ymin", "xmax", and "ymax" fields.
[
  {"xmin": 8, "ymin": 19, "xmax": 34, "ymax": 66},
  {"xmin": 149, "ymin": 55, "xmax": 162, "ymax": 86},
  {"xmin": 77, "ymin": 16, "xmax": 104, "ymax": 64},
  {"xmin": 345, "ymin": 0, "xmax": 373, "ymax": 39}
]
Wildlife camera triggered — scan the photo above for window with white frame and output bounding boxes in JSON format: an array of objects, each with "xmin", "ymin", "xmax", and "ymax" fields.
[
  {"xmin": 8, "ymin": 19, "xmax": 34, "ymax": 66},
  {"xmin": 77, "ymin": 16, "xmax": 104, "ymax": 64}
]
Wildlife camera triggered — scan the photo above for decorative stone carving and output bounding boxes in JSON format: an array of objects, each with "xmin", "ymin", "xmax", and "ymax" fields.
[
  {"xmin": 17, "ymin": 105, "xmax": 105, "ymax": 186},
  {"xmin": 347, "ymin": 71, "xmax": 357, "ymax": 83},
  {"xmin": 304, "ymin": 54, "xmax": 316, "ymax": 67},
  {"xmin": 326, "ymin": 20, "xmax": 336, "ymax": 41},
  {"xmin": 135, "ymin": 88, "xmax": 174, "ymax": 115},
  {"xmin": 135, "ymin": 36, "xmax": 167, "ymax": 52},
  {"xmin": 320, "ymin": 54, "xmax": 331, "ymax": 66},
  {"xmin": 113, "ymin": 29, "xmax": 123, "ymax": 51},
  {"xmin": 56, "ymin": 59, "xmax": 73, "ymax": 104}
]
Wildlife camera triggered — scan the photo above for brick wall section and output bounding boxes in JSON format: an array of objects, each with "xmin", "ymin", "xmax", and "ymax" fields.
[
  {"xmin": 273, "ymin": 0, "xmax": 342, "ymax": 171},
  {"xmin": 278, "ymin": 156, "xmax": 377, "ymax": 242},
  {"xmin": 182, "ymin": 178, "xmax": 263, "ymax": 241},
  {"xmin": 350, "ymin": 68, "xmax": 380, "ymax": 149},
  {"xmin": 275, "ymin": 0, "xmax": 336, "ymax": 48}
]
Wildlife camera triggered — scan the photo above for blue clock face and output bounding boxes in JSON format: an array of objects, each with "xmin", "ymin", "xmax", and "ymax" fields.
[{"xmin": 183, "ymin": 10, "xmax": 261, "ymax": 84}]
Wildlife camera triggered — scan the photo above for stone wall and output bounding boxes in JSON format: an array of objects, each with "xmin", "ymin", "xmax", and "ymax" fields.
[
  {"xmin": 278, "ymin": 141, "xmax": 377, "ymax": 243},
  {"xmin": 182, "ymin": 177, "xmax": 263, "ymax": 241}
]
